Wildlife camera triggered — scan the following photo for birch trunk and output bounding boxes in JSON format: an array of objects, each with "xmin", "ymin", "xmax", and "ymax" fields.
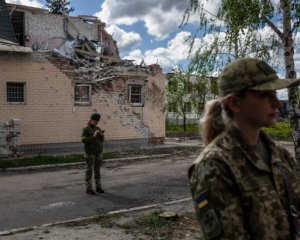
[{"xmin": 281, "ymin": 0, "xmax": 300, "ymax": 164}]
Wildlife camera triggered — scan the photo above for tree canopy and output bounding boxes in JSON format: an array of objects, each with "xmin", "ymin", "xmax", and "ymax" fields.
[
  {"xmin": 182, "ymin": 0, "xmax": 300, "ymax": 163},
  {"xmin": 46, "ymin": 0, "xmax": 74, "ymax": 14},
  {"xmin": 167, "ymin": 66, "xmax": 218, "ymax": 130}
]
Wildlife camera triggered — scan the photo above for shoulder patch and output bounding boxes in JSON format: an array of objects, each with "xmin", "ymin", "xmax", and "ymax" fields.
[
  {"xmin": 194, "ymin": 190, "xmax": 222, "ymax": 239},
  {"xmin": 195, "ymin": 193, "xmax": 209, "ymax": 209}
]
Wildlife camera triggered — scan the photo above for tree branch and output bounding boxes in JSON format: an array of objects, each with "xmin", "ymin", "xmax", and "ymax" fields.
[
  {"xmin": 261, "ymin": 14, "xmax": 284, "ymax": 40},
  {"xmin": 292, "ymin": 21, "xmax": 300, "ymax": 32}
]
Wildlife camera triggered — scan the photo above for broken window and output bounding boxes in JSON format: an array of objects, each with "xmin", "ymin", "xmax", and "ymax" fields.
[
  {"xmin": 10, "ymin": 11, "xmax": 25, "ymax": 46},
  {"xmin": 129, "ymin": 85, "xmax": 143, "ymax": 106},
  {"xmin": 74, "ymin": 84, "xmax": 91, "ymax": 105},
  {"xmin": 6, "ymin": 82, "xmax": 26, "ymax": 103}
]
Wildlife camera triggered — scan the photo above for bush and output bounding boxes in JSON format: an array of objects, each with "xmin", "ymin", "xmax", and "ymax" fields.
[
  {"xmin": 166, "ymin": 124, "xmax": 199, "ymax": 133},
  {"xmin": 263, "ymin": 122, "xmax": 293, "ymax": 142}
]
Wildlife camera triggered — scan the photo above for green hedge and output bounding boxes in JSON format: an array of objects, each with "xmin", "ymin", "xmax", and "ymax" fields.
[
  {"xmin": 263, "ymin": 122, "xmax": 293, "ymax": 142},
  {"xmin": 166, "ymin": 124, "xmax": 199, "ymax": 133},
  {"xmin": 166, "ymin": 122, "xmax": 293, "ymax": 141}
]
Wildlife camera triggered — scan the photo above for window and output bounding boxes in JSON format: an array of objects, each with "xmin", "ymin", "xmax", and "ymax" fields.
[
  {"xmin": 74, "ymin": 84, "xmax": 91, "ymax": 105},
  {"xmin": 168, "ymin": 102, "xmax": 177, "ymax": 112},
  {"xmin": 7, "ymin": 83, "xmax": 26, "ymax": 103},
  {"xmin": 184, "ymin": 102, "xmax": 192, "ymax": 113},
  {"xmin": 129, "ymin": 85, "xmax": 143, "ymax": 106}
]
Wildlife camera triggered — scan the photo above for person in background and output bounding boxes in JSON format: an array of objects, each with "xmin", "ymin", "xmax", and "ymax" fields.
[
  {"xmin": 189, "ymin": 58, "xmax": 300, "ymax": 239},
  {"xmin": 82, "ymin": 112, "xmax": 105, "ymax": 195}
]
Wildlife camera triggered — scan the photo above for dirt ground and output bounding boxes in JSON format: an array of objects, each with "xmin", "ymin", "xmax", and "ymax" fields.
[{"xmin": 1, "ymin": 200, "xmax": 201, "ymax": 240}]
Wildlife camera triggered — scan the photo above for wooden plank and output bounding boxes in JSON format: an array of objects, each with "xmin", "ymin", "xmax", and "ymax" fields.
[
  {"xmin": 83, "ymin": 42, "xmax": 94, "ymax": 53},
  {"xmin": 75, "ymin": 48, "xmax": 121, "ymax": 62}
]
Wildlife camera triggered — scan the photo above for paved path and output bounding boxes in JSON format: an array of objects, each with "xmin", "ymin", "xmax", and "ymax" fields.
[{"xmin": 0, "ymin": 154, "xmax": 196, "ymax": 231}]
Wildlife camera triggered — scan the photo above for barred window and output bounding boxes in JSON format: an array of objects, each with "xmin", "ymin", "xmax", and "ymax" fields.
[
  {"xmin": 129, "ymin": 85, "xmax": 143, "ymax": 106},
  {"xmin": 7, "ymin": 83, "xmax": 25, "ymax": 103},
  {"xmin": 74, "ymin": 84, "xmax": 91, "ymax": 105}
]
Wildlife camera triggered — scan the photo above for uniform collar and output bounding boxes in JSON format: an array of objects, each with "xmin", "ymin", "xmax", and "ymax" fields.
[{"xmin": 225, "ymin": 125, "xmax": 277, "ymax": 172}]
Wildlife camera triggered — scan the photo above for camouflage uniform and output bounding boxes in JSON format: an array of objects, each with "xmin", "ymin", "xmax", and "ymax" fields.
[
  {"xmin": 189, "ymin": 126, "xmax": 300, "ymax": 239},
  {"xmin": 189, "ymin": 58, "xmax": 300, "ymax": 239},
  {"xmin": 81, "ymin": 123, "xmax": 104, "ymax": 191}
]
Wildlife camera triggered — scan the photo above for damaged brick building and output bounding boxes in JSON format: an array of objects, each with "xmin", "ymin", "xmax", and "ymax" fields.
[{"xmin": 0, "ymin": 1, "xmax": 166, "ymax": 157}]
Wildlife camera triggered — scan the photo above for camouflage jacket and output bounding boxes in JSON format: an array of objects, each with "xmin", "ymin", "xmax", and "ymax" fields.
[
  {"xmin": 189, "ymin": 126, "xmax": 300, "ymax": 240},
  {"xmin": 81, "ymin": 124, "xmax": 104, "ymax": 155}
]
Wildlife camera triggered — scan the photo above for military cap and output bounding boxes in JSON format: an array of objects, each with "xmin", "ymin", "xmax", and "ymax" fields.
[
  {"xmin": 218, "ymin": 58, "xmax": 300, "ymax": 96},
  {"xmin": 90, "ymin": 112, "xmax": 101, "ymax": 121}
]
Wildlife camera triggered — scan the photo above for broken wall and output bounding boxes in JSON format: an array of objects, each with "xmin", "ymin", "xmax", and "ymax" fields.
[
  {"xmin": 0, "ymin": 119, "xmax": 21, "ymax": 157},
  {"xmin": 7, "ymin": 4, "xmax": 120, "ymax": 59},
  {"xmin": 93, "ymin": 74, "xmax": 165, "ymax": 141},
  {"xmin": 24, "ymin": 12, "xmax": 98, "ymax": 49},
  {"xmin": 26, "ymin": 12, "xmax": 66, "ymax": 50},
  {"xmin": 0, "ymin": 53, "xmax": 165, "ymax": 152}
]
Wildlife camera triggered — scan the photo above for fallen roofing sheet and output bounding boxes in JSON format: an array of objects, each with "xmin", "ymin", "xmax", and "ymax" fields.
[{"xmin": 0, "ymin": 38, "xmax": 32, "ymax": 53}]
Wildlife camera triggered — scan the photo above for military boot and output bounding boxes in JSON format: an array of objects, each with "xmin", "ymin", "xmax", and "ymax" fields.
[
  {"xmin": 96, "ymin": 186, "xmax": 104, "ymax": 193},
  {"xmin": 86, "ymin": 188, "xmax": 95, "ymax": 195}
]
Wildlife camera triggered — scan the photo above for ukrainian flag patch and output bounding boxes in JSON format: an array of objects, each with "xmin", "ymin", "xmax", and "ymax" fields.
[{"xmin": 196, "ymin": 193, "xmax": 208, "ymax": 209}]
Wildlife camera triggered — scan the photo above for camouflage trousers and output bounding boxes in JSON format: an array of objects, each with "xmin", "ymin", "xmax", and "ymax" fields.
[{"xmin": 85, "ymin": 153, "xmax": 103, "ymax": 190}]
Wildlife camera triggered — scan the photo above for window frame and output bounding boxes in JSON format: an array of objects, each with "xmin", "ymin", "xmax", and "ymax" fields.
[
  {"xmin": 6, "ymin": 82, "xmax": 26, "ymax": 104},
  {"xmin": 184, "ymin": 102, "xmax": 192, "ymax": 113},
  {"xmin": 74, "ymin": 84, "xmax": 92, "ymax": 105},
  {"xmin": 129, "ymin": 84, "xmax": 144, "ymax": 107},
  {"xmin": 168, "ymin": 101, "xmax": 178, "ymax": 113}
]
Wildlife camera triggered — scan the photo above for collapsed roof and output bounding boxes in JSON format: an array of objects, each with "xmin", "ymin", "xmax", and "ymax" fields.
[{"xmin": 3, "ymin": 1, "xmax": 162, "ymax": 78}]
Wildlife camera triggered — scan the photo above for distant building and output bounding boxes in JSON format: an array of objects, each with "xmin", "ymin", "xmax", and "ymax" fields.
[{"xmin": 165, "ymin": 72, "xmax": 217, "ymax": 125}]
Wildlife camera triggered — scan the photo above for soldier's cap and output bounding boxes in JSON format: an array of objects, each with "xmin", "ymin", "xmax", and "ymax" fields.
[
  {"xmin": 218, "ymin": 58, "xmax": 300, "ymax": 96},
  {"xmin": 90, "ymin": 112, "xmax": 101, "ymax": 121}
]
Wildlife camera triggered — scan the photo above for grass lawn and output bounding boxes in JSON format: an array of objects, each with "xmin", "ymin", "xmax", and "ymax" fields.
[
  {"xmin": 166, "ymin": 124, "xmax": 199, "ymax": 133},
  {"xmin": 0, "ymin": 152, "xmax": 122, "ymax": 169},
  {"xmin": 0, "ymin": 146, "xmax": 202, "ymax": 169}
]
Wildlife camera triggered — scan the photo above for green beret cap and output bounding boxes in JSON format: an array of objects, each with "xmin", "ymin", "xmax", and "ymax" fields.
[
  {"xmin": 90, "ymin": 112, "xmax": 101, "ymax": 121},
  {"xmin": 218, "ymin": 58, "xmax": 300, "ymax": 96}
]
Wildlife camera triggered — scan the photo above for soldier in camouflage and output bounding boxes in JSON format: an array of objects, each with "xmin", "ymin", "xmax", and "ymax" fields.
[
  {"xmin": 82, "ymin": 112, "xmax": 105, "ymax": 195},
  {"xmin": 189, "ymin": 58, "xmax": 300, "ymax": 239}
]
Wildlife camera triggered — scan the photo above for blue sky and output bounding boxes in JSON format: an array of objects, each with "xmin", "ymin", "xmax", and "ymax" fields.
[{"xmin": 5, "ymin": 0, "xmax": 300, "ymax": 99}]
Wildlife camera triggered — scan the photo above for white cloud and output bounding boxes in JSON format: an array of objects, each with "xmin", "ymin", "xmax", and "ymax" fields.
[
  {"xmin": 106, "ymin": 25, "xmax": 142, "ymax": 53},
  {"xmin": 6, "ymin": 0, "xmax": 42, "ymax": 8},
  {"xmin": 277, "ymin": 89, "xmax": 288, "ymax": 100},
  {"xmin": 124, "ymin": 31, "xmax": 201, "ymax": 69},
  {"xmin": 95, "ymin": 0, "xmax": 189, "ymax": 40}
]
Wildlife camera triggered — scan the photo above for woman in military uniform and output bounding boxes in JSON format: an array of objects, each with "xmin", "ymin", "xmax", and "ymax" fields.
[
  {"xmin": 189, "ymin": 58, "xmax": 300, "ymax": 239},
  {"xmin": 82, "ymin": 112, "xmax": 105, "ymax": 195}
]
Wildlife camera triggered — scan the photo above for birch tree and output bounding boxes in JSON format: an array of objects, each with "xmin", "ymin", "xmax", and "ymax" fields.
[
  {"xmin": 167, "ymin": 67, "xmax": 217, "ymax": 130},
  {"xmin": 167, "ymin": 67, "xmax": 193, "ymax": 131},
  {"xmin": 183, "ymin": 0, "xmax": 300, "ymax": 164}
]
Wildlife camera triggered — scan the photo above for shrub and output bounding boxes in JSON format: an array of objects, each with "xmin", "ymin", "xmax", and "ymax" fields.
[
  {"xmin": 263, "ymin": 122, "xmax": 293, "ymax": 142},
  {"xmin": 166, "ymin": 124, "xmax": 199, "ymax": 133}
]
